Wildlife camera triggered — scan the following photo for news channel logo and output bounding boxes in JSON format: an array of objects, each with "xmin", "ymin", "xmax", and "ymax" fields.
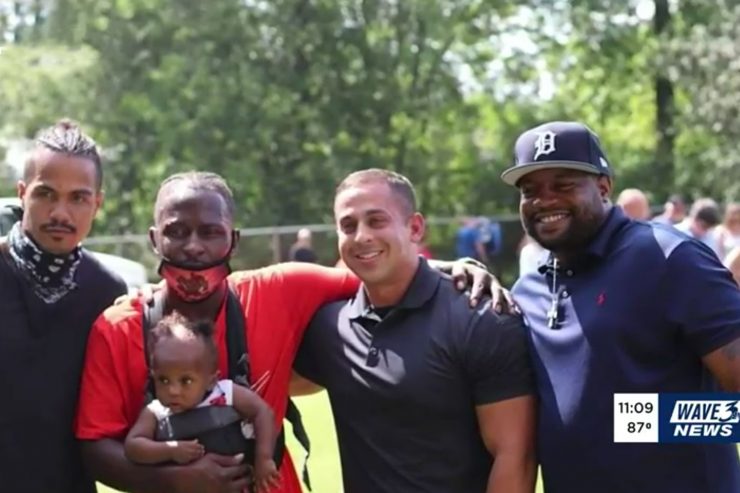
[{"xmin": 659, "ymin": 393, "xmax": 740, "ymax": 443}]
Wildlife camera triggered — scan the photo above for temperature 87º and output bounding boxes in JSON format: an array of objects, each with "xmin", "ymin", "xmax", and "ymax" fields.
[{"xmin": 628, "ymin": 422, "xmax": 652, "ymax": 433}]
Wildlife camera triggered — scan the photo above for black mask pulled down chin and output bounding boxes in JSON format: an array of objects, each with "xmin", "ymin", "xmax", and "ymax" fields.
[{"xmin": 158, "ymin": 256, "xmax": 231, "ymax": 303}]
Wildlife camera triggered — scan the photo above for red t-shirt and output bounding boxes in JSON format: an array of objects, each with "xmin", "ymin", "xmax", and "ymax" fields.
[{"xmin": 75, "ymin": 263, "xmax": 358, "ymax": 493}]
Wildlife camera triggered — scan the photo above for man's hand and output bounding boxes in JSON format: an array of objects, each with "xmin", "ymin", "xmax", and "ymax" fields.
[
  {"xmin": 436, "ymin": 258, "xmax": 518, "ymax": 314},
  {"xmin": 171, "ymin": 453, "xmax": 249, "ymax": 493}
]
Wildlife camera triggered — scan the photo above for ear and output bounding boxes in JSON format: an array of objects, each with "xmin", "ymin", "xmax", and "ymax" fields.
[
  {"xmin": 408, "ymin": 212, "xmax": 426, "ymax": 243},
  {"xmin": 230, "ymin": 229, "xmax": 240, "ymax": 255},
  {"xmin": 597, "ymin": 176, "xmax": 612, "ymax": 201},
  {"xmin": 94, "ymin": 190, "xmax": 104, "ymax": 213},
  {"xmin": 16, "ymin": 180, "xmax": 27, "ymax": 200},
  {"xmin": 148, "ymin": 226, "xmax": 160, "ymax": 255}
]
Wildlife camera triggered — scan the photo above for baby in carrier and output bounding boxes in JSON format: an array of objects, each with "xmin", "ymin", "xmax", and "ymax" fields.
[{"xmin": 124, "ymin": 312, "xmax": 280, "ymax": 491}]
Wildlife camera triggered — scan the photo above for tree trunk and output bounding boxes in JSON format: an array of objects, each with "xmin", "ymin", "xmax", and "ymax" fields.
[{"xmin": 654, "ymin": 0, "xmax": 674, "ymax": 195}]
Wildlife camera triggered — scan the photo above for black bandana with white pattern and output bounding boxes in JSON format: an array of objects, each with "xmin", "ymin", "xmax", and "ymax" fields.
[{"xmin": 7, "ymin": 222, "xmax": 82, "ymax": 304}]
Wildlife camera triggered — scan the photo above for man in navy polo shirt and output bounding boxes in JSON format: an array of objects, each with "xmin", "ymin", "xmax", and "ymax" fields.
[
  {"xmin": 294, "ymin": 168, "xmax": 537, "ymax": 493},
  {"xmin": 502, "ymin": 121, "xmax": 740, "ymax": 493}
]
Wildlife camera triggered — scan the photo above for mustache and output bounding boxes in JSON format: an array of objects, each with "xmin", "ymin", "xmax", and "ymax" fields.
[{"xmin": 41, "ymin": 222, "xmax": 76, "ymax": 234}]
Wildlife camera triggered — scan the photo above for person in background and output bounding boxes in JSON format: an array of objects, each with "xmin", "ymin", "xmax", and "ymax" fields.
[
  {"xmin": 455, "ymin": 216, "xmax": 487, "ymax": 263},
  {"xmin": 616, "ymin": 188, "xmax": 651, "ymax": 220},
  {"xmin": 478, "ymin": 216, "xmax": 503, "ymax": 275},
  {"xmin": 288, "ymin": 228, "xmax": 317, "ymax": 263},
  {"xmin": 724, "ymin": 246, "xmax": 740, "ymax": 288},
  {"xmin": 675, "ymin": 197, "xmax": 723, "ymax": 256},
  {"xmin": 0, "ymin": 119, "xmax": 128, "ymax": 493},
  {"xmin": 653, "ymin": 193, "xmax": 686, "ymax": 225},
  {"xmin": 715, "ymin": 202, "xmax": 740, "ymax": 260}
]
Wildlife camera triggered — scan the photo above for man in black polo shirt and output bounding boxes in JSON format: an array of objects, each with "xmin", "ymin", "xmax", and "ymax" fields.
[
  {"xmin": 0, "ymin": 120, "xmax": 127, "ymax": 493},
  {"xmin": 294, "ymin": 169, "xmax": 537, "ymax": 493}
]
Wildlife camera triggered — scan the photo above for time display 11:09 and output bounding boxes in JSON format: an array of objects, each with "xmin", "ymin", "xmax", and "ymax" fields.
[{"xmin": 617, "ymin": 402, "xmax": 654, "ymax": 414}]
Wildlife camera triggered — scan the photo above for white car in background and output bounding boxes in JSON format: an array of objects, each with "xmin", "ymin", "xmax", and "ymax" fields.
[
  {"xmin": 0, "ymin": 197, "xmax": 148, "ymax": 293},
  {"xmin": 88, "ymin": 250, "xmax": 148, "ymax": 293}
]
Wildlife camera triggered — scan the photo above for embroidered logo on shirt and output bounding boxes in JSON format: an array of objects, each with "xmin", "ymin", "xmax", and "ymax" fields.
[{"xmin": 597, "ymin": 292, "xmax": 606, "ymax": 306}]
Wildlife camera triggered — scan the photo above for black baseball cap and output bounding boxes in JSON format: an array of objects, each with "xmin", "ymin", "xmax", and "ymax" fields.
[{"xmin": 501, "ymin": 121, "xmax": 612, "ymax": 186}]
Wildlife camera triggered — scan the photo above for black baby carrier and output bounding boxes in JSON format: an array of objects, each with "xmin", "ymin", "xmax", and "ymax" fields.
[{"xmin": 142, "ymin": 289, "xmax": 311, "ymax": 489}]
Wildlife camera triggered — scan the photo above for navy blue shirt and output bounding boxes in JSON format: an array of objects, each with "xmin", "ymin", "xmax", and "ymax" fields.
[
  {"xmin": 514, "ymin": 207, "xmax": 740, "ymax": 493},
  {"xmin": 295, "ymin": 259, "xmax": 535, "ymax": 493}
]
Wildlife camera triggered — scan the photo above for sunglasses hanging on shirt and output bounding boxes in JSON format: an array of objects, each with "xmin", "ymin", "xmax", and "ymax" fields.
[{"xmin": 545, "ymin": 257, "xmax": 566, "ymax": 330}]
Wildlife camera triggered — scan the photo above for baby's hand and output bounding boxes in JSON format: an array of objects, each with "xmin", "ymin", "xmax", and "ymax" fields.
[
  {"xmin": 169, "ymin": 440, "xmax": 204, "ymax": 464},
  {"xmin": 254, "ymin": 458, "xmax": 280, "ymax": 492}
]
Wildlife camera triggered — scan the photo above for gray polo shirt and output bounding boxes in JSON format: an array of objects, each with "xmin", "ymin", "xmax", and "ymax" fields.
[{"xmin": 295, "ymin": 258, "xmax": 534, "ymax": 493}]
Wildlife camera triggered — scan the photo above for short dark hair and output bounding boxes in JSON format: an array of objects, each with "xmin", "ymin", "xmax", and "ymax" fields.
[
  {"xmin": 335, "ymin": 168, "xmax": 417, "ymax": 216},
  {"xmin": 26, "ymin": 119, "xmax": 103, "ymax": 190},
  {"xmin": 692, "ymin": 198, "xmax": 722, "ymax": 228},
  {"xmin": 154, "ymin": 171, "xmax": 236, "ymax": 223},
  {"xmin": 148, "ymin": 312, "xmax": 218, "ymax": 369}
]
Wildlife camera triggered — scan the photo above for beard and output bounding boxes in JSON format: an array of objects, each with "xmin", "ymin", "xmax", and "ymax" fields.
[{"xmin": 523, "ymin": 202, "xmax": 608, "ymax": 253}]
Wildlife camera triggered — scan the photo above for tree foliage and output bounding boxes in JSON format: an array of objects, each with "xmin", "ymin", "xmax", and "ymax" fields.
[
  {"xmin": 0, "ymin": 0, "xmax": 736, "ymax": 237},
  {"xmin": 34, "ymin": 0, "xmax": 525, "ymax": 231},
  {"xmin": 669, "ymin": 0, "xmax": 740, "ymax": 202}
]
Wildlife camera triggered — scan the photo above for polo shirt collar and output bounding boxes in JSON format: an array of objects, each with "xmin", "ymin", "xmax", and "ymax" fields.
[
  {"xmin": 538, "ymin": 206, "xmax": 629, "ymax": 273},
  {"xmin": 347, "ymin": 257, "xmax": 441, "ymax": 320},
  {"xmin": 584, "ymin": 206, "xmax": 629, "ymax": 258}
]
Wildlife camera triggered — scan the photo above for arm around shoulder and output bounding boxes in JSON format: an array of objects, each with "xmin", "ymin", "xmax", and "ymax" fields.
[{"xmin": 272, "ymin": 262, "xmax": 359, "ymax": 307}]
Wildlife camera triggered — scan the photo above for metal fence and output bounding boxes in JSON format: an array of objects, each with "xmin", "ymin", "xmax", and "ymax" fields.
[{"xmin": 84, "ymin": 214, "xmax": 527, "ymax": 286}]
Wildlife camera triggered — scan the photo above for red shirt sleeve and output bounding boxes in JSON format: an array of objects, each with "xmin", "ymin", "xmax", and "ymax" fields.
[
  {"xmin": 75, "ymin": 299, "xmax": 148, "ymax": 440},
  {"xmin": 272, "ymin": 262, "xmax": 359, "ymax": 329},
  {"xmin": 227, "ymin": 264, "xmax": 358, "ymax": 422},
  {"xmin": 231, "ymin": 262, "xmax": 359, "ymax": 332}
]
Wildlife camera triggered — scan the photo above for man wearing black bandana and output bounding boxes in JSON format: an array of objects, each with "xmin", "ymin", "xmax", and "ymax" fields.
[{"xmin": 0, "ymin": 120, "xmax": 127, "ymax": 493}]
